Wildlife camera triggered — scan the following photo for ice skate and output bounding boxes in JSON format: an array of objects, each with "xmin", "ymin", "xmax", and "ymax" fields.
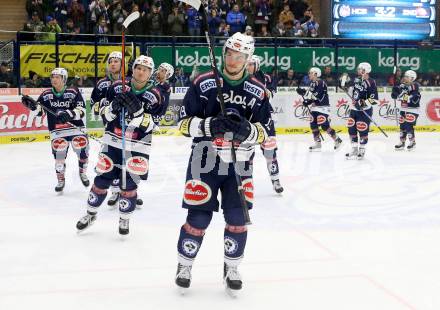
[
  {"xmin": 175, "ymin": 263, "xmax": 192, "ymax": 294},
  {"xmin": 79, "ymin": 172, "xmax": 90, "ymax": 187},
  {"xmin": 334, "ymin": 137, "xmax": 343, "ymax": 150},
  {"xmin": 345, "ymin": 145, "xmax": 358, "ymax": 160},
  {"xmin": 224, "ymin": 263, "xmax": 242, "ymax": 298},
  {"xmin": 309, "ymin": 141, "xmax": 321, "ymax": 152},
  {"xmin": 357, "ymin": 147, "xmax": 366, "ymax": 160},
  {"xmin": 395, "ymin": 142, "xmax": 405, "ymax": 151},
  {"xmin": 407, "ymin": 141, "xmax": 416, "ymax": 151},
  {"xmin": 272, "ymin": 179, "xmax": 284, "ymax": 194},
  {"xmin": 119, "ymin": 217, "xmax": 129, "ymax": 235},
  {"xmin": 76, "ymin": 212, "xmax": 96, "ymax": 233}
]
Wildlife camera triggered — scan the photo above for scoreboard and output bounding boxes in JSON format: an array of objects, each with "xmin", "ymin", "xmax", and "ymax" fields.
[{"xmin": 332, "ymin": 0, "xmax": 436, "ymax": 40}]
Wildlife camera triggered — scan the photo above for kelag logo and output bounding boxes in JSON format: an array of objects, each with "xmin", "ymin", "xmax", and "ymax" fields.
[{"xmin": 426, "ymin": 99, "xmax": 440, "ymax": 122}]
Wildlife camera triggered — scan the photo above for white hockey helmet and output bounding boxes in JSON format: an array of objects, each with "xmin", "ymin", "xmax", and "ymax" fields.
[
  {"xmin": 223, "ymin": 32, "xmax": 255, "ymax": 59},
  {"xmin": 357, "ymin": 62, "xmax": 371, "ymax": 74},
  {"xmin": 309, "ymin": 67, "xmax": 321, "ymax": 78},
  {"xmin": 107, "ymin": 51, "xmax": 122, "ymax": 64},
  {"xmin": 249, "ymin": 55, "xmax": 261, "ymax": 72},
  {"xmin": 50, "ymin": 67, "xmax": 68, "ymax": 83},
  {"xmin": 404, "ymin": 70, "xmax": 417, "ymax": 82},
  {"xmin": 158, "ymin": 62, "xmax": 174, "ymax": 80},
  {"xmin": 132, "ymin": 55, "xmax": 155, "ymax": 73}
]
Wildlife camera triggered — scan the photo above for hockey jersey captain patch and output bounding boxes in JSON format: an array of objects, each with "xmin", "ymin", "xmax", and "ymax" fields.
[{"xmin": 244, "ymin": 81, "xmax": 264, "ymax": 99}]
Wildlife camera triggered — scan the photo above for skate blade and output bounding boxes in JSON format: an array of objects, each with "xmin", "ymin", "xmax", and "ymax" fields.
[
  {"xmin": 135, "ymin": 205, "xmax": 142, "ymax": 210},
  {"xmin": 225, "ymin": 287, "xmax": 239, "ymax": 298},
  {"xmin": 395, "ymin": 148, "xmax": 405, "ymax": 151},
  {"xmin": 345, "ymin": 156, "xmax": 357, "ymax": 160},
  {"xmin": 309, "ymin": 148, "xmax": 322, "ymax": 152},
  {"xmin": 76, "ymin": 223, "xmax": 94, "ymax": 235}
]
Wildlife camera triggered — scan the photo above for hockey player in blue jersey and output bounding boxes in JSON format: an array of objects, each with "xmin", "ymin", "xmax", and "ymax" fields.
[
  {"xmin": 296, "ymin": 67, "xmax": 342, "ymax": 151},
  {"xmin": 76, "ymin": 55, "xmax": 169, "ymax": 235},
  {"xmin": 342, "ymin": 62, "xmax": 378, "ymax": 160},
  {"xmin": 174, "ymin": 33, "xmax": 272, "ymax": 293},
  {"xmin": 392, "ymin": 70, "xmax": 421, "ymax": 151},
  {"xmin": 21, "ymin": 67, "xmax": 89, "ymax": 192},
  {"xmin": 247, "ymin": 55, "xmax": 283, "ymax": 194}
]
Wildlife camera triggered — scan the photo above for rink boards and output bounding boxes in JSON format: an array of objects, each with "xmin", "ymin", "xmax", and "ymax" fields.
[{"xmin": 1, "ymin": 87, "xmax": 440, "ymax": 144}]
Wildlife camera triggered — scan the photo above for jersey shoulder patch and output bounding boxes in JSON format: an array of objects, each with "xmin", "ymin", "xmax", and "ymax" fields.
[{"xmin": 244, "ymin": 77, "xmax": 265, "ymax": 100}]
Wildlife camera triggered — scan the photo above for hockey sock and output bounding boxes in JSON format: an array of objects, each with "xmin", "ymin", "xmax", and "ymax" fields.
[
  {"xmin": 177, "ymin": 223, "xmax": 205, "ymax": 266},
  {"xmin": 119, "ymin": 190, "xmax": 137, "ymax": 219},
  {"xmin": 87, "ymin": 186, "xmax": 107, "ymax": 214},
  {"xmin": 224, "ymin": 225, "xmax": 247, "ymax": 266}
]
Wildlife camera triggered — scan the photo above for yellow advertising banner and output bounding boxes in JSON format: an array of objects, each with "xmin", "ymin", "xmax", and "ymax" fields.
[{"xmin": 20, "ymin": 45, "xmax": 140, "ymax": 78}]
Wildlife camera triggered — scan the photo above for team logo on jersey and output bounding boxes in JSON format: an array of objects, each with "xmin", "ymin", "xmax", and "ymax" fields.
[
  {"xmin": 200, "ymin": 79, "xmax": 216, "ymax": 92},
  {"xmin": 183, "ymin": 180, "xmax": 212, "ymax": 205},
  {"xmin": 142, "ymin": 91, "xmax": 158, "ymax": 104},
  {"xmin": 118, "ymin": 198, "xmax": 131, "ymax": 211},
  {"xmin": 405, "ymin": 113, "xmax": 417, "ymax": 123},
  {"xmin": 356, "ymin": 121, "xmax": 368, "ymax": 131},
  {"xmin": 224, "ymin": 236, "xmax": 239, "ymax": 255},
  {"xmin": 51, "ymin": 138, "xmax": 68, "ymax": 151},
  {"xmin": 317, "ymin": 115, "xmax": 327, "ymax": 125},
  {"xmin": 95, "ymin": 153, "xmax": 113, "ymax": 174},
  {"xmin": 242, "ymin": 178, "xmax": 254, "ymax": 203},
  {"xmin": 347, "ymin": 118, "xmax": 355, "ymax": 127},
  {"xmin": 126, "ymin": 156, "xmax": 149, "ymax": 175},
  {"xmin": 181, "ymin": 239, "xmax": 200, "ymax": 257},
  {"xmin": 72, "ymin": 136, "xmax": 88, "ymax": 150},
  {"xmin": 244, "ymin": 81, "xmax": 264, "ymax": 99}
]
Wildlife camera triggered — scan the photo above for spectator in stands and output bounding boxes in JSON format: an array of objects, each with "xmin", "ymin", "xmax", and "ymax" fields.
[
  {"xmin": 241, "ymin": 0, "xmax": 255, "ymax": 30},
  {"xmin": 322, "ymin": 66, "xmax": 336, "ymax": 86},
  {"xmin": 26, "ymin": 0, "xmax": 45, "ymax": 21},
  {"xmin": 168, "ymin": 5, "xmax": 185, "ymax": 36},
  {"xmin": 53, "ymin": 0, "xmax": 69, "ymax": 28},
  {"xmin": 244, "ymin": 25, "xmax": 253, "ymax": 36},
  {"xmin": 95, "ymin": 16, "xmax": 110, "ymax": 43},
  {"xmin": 89, "ymin": 0, "xmax": 110, "ymax": 33},
  {"xmin": 126, "ymin": 4, "xmax": 144, "ymax": 36},
  {"xmin": 173, "ymin": 67, "xmax": 189, "ymax": 87},
  {"xmin": 72, "ymin": 75, "xmax": 94, "ymax": 88},
  {"xmin": 41, "ymin": 16, "xmax": 62, "ymax": 42},
  {"xmin": 257, "ymin": 24, "xmax": 271, "ymax": 37},
  {"xmin": 218, "ymin": 0, "xmax": 233, "ymax": 20},
  {"xmin": 254, "ymin": 0, "xmax": 271, "ymax": 29},
  {"xmin": 68, "ymin": 0, "xmax": 85, "ymax": 30},
  {"xmin": 145, "ymin": 4, "xmax": 164, "ymax": 37},
  {"xmin": 24, "ymin": 71, "xmax": 43, "ymax": 88},
  {"xmin": 272, "ymin": 22, "xmax": 287, "ymax": 37},
  {"xmin": 217, "ymin": 22, "xmax": 231, "ymax": 43},
  {"xmin": 207, "ymin": 8, "xmax": 222, "ymax": 36},
  {"xmin": 432, "ymin": 74, "xmax": 440, "ymax": 86},
  {"xmin": 111, "ymin": 1, "xmax": 127, "ymax": 35},
  {"xmin": 23, "ymin": 11, "xmax": 45, "ymax": 41},
  {"xmin": 387, "ymin": 67, "xmax": 402, "ymax": 86},
  {"xmin": 291, "ymin": 0, "xmax": 309, "ymax": 20},
  {"xmin": 279, "ymin": 4, "xmax": 295, "ymax": 31},
  {"xmin": 0, "ymin": 62, "xmax": 14, "ymax": 88},
  {"xmin": 278, "ymin": 68, "xmax": 299, "ymax": 87},
  {"xmin": 289, "ymin": 19, "xmax": 304, "ymax": 37},
  {"xmin": 300, "ymin": 7, "xmax": 319, "ymax": 37},
  {"xmin": 186, "ymin": 5, "xmax": 201, "ymax": 41},
  {"xmin": 226, "ymin": 4, "xmax": 245, "ymax": 34}
]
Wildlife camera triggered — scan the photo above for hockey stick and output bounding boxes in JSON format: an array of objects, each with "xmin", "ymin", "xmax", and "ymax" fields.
[
  {"xmin": 392, "ymin": 66, "xmax": 399, "ymax": 127},
  {"xmin": 120, "ymin": 11, "xmax": 140, "ymax": 190},
  {"xmin": 180, "ymin": 0, "xmax": 251, "ymax": 225},
  {"xmin": 22, "ymin": 96, "xmax": 102, "ymax": 144},
  {"xmin": 300, "ymin": 86, "xmax": 325, "ymax": 141},
  {"xmin": 340, "ymin": 86, "xmax": 389, "ymax": 138}
]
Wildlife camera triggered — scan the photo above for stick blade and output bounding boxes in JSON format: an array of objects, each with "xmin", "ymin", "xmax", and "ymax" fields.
[
  {"xmin": 123, "ymin": 11, "xmax": 140, "ymax": 29},
  {"xmin": 178, "ymin": 0, "xmax": 201, "ymax": 9}
]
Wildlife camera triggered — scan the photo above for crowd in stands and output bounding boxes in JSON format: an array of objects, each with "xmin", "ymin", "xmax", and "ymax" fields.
[{"xmin": 22, "ymin": 0, "xmax": 318, "ymax": 41}]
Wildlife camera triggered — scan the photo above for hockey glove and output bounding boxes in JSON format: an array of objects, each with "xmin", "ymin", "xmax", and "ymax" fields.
[
  {"xmin": 21, "ymin": 95, "xmax": 37, "ymax": 111},
  {"xmin": 56, "ymin": 110, "xmax": 74, "ymax": 123},
  {"xmin": 302, "ymin": 99, "xmax": 312, "ymax": 107},
  {"xmin": 121, "ymin": 92, "xmax": 143, "ymax": 117},
  {"xmin": 201, "ymin": 115, "xmax": 231, "ymax": 137},
  {"xmin": 110, "ymin": 96, "xmax": 124, "ymax": 114},
  {"xmin": 296, "ymin": 87, "xmax": 306, "ymax": 96},
  {"xmin": 391, "ymin": 86, "xmax": 400, "ymax": 99},
  {"xmin": 354, "ymin": 101, "xmax": 364, "ymax": 110}
]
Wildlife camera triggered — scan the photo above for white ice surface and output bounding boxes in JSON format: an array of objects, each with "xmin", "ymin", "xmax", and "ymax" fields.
[{"xmin": 1, "ymin": 133, "xmax": 439, "ymax": 310}]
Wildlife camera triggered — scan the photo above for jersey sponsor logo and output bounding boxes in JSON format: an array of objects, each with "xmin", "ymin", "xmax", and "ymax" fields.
[
  {"xmin": 183, "ymin": 180, "xmax": 212, "ymax": 205},
  {"xmin": 405, "ymin": 113, "xmax": 417, "ymax": 123},
  {"xmin": 221, "ymin": 90, "xmax": 257, "ymax": 109},
  {"xmin": 126, "ymin": 156, "xmax": 149, "ymax": 176},
  {"xmin": 317, "ymin": 115, "xmax": 327, "ymax": 125},
  {"xmin": 356, "ymin": 121, "xmax": 368, "ymax": 131},
  {"xmin": 347, "ymin": 118, "xmax": 355, "ymax": 127},
  {"xmin": 95, "ymin": 153, "xmax": 113, "ymax": 174},
  {"xmin": 181, "ymin": 238, "xmax": 200, "ymax": 257},
  {"xmin": 224, "ymin": 236, "xmax": 239, "ymax": 255},
  {"xmin": 199, "ymin": 78, "xmax": 216, "ymax": 92},
  {"xmin": 51, "ymin": 137, "xmax": 68, "ymax": 151},
  {"xmin": 142, "ymin": 91, "xmax": 158, "ymax": 104},
  {"xmin": 51, "ymin": 101, "xmax": 71, "ymax": 108},
  {"xmin": 72, "ymin": 135, "xmax": 88, "ymax": 150},
  {"xmin": 242, "ymin": 178, "xmax": 254, "ymax": 203},
  {"xmin": 244, "ymin": 81, "xmax": 264, "ymax": 99},
  {"xmin": 426, "ymin": 99, "xmax": 440, "ymax": 122}
]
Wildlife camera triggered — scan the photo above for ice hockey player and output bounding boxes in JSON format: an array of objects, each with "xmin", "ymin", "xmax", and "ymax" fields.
[
  {"xmin": 76, "ymin": 55, "xmax": 169, "ymax": 235},
  {"xmin": 342, "ymin": 62, "xmax": 378, "ymax": 160},
  {"xmin": 175, "ymin": 33, "xmax": 272, "ymax": 294},
  {"xmin": 296, "ymin": 67, "xmax": 343, "ymax": 151},
  {"xmin": 21, "ymin": 67, "xmax": 89, "ymax": 192},
  {"xmin": 391, "ymin": 70, "xmax": 420, "ymax": 151},
  {"xmin": 90, "ymin": 51, "xmax": 143, "ymax": 208},
  {"xmin": 246, "ymin": 55, "xmax": 283, "ymax": 194}
]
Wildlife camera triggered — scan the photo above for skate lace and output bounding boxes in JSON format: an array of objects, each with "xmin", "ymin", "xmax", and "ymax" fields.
[
  {"xmin": 119, "ymin": 218, "xmax": 129, "ymax": 229},
  {"xmin": 177, "ymin": 265, "xmax": 192, "ymax": 280},
  {"xmin": 225, "ymin": 265, "xmax": 241, "ymax": 281},
  {"xmin": 80, "ymin": 214, "xmax": 93, "ymax": 224},
  {"xmin": 79, "ymin": 173, "xmax": 88, "ymax": 182}
]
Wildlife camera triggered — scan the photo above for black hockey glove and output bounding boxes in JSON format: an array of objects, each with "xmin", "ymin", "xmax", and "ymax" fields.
[
  {"xmin": 224, "ymin": 108, "xmax": 252, "ymax": 143},
  {"xmin": 56, "ymin": 110, "xmax": 74, "ymax": 123},
  {"xmin": 296, "ymin": 87, "xmax": 306, "ymax": 96},
  {"xmin": 110, "ymin": 96, "xmax": 124, "ymax": 114},
  {"xmin": 21, "ymin": 95, "xmax": 38, "ymax": 111},
  {"xmin": 302, "ymin": 99, "xmax": 312, "ymax": 107},
  {"xmin": 120, "ymin": 92, "xmax": 143, "ymax": 116},
  {"xmin": 391, "ymin": 86, "xmax": 400, "ymax": 99},
  {"xmin": 354, "ymin": 100, "xmax": 365, "ymax": 110},
  {"xmin": 202, "ymin": 115, "xmax": 230, "ymax": 137}
]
